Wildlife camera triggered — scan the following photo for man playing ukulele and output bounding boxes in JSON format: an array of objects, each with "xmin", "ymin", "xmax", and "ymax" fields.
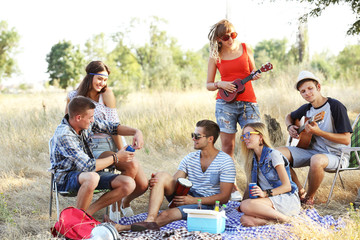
[{"xmin": 277, "ymin": 71, "xmax": 352, "ymax": 206}]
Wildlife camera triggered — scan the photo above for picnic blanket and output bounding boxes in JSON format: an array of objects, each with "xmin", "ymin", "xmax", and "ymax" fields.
[{"xmin": 116, "ymin": 201, "xmax": 345, "ymax": 239}]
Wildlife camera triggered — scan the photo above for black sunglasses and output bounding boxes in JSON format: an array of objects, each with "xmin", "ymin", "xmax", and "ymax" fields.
[{"xmin": 191, "ymin": 133, "xmax": 207, "ymax": 140}]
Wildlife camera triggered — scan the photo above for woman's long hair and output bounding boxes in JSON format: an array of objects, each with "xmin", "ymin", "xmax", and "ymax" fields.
[
  {"xmin": 76, "ymin": 61, "xmax": 110, "ymax": 97},
  {"xmin": 240, "ymin": 122, "xmax": 272, "ymax": 184},
  {"xmin": 208, "ymin": 19, "xmax": 234, "ymax": 62}
]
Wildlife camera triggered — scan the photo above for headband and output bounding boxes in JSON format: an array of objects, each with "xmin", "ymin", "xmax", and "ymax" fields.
[{"xmin": 89, "ymin": 73, "xmax": 109, "ymax": 77}]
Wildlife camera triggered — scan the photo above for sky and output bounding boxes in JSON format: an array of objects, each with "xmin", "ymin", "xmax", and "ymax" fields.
[{"xmin": 1, "ymin": 0, "xmax": 359, "ymax": 86}]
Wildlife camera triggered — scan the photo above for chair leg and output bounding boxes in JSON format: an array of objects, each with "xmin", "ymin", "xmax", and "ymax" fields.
[
  {"xmin": 49, "ymin": 174, "xmax": 54, "ymax": 218},
  {"xmin": 303, "ymin": 169, "xmax": 310, "ymax": 190},
  {"xmin": 55, "ymin": 183, "xmax": 60, "ymax": 220},
  {"xmin": 326, "ymin": 170, "xmax": 341, "ymax": 207},
  {"xmin": 338, "ymin": 173, "xmax": 345, "ymax": 189}
]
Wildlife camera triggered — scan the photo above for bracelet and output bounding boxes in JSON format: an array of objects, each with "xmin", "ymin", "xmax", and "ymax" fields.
[
  {"xmin": 214, "ymin": 82, "xmax": 219, "ymax": 89},
  {"xmin": 112, "ymin": 153, "xmax": 119, "ymax": 164},
  {"xmin": 266, "ymin": 189, "xmax": 273, "ymax": 197},
  {"xmin": 287, "ymin": 124, "xmax": 293, "ymax": 131},
  {"xmin": 112, "ymin": 153, "xmax": 116, "ymax": 164}
]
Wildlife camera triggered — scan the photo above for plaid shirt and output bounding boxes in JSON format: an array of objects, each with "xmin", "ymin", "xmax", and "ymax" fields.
[{"xmin": 50, "ymin": 114, "xmax": 120, "ymax": 185}]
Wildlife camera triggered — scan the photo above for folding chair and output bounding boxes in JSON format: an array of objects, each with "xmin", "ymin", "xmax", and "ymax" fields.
[
  {"xmin": 325, "ymin": 113, "xmax": 360, "ymax": 206},
  {"xmin": 49, "ymin": 136, "xmax": 128, "ymax": 219},
  {"xmin": 300, "ymin": 114, "xmax": 360, "ymax": 206}
]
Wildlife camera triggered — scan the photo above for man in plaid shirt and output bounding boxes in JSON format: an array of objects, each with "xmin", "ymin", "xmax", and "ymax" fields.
[{"xmin": 50, "ymin": 96, "xmax": 144, "ymax": 216}]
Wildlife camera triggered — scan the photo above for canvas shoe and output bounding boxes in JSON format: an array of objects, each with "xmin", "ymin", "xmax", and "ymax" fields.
[
  {"xmin": 120, "ymin": 200, "xmax": 135, "ymax": 217},
  {"xmin": 230, "ymin": 191, "xmax": 243, "ymax": 201},
  {"xmin": 109, "ymin": 205, "xmax": 121, "ymax": 223}
]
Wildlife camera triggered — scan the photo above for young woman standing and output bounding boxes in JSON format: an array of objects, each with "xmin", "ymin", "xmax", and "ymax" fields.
[{"xmin": 207, "ymin": 19, "xmax": 262, "ymax": 198}]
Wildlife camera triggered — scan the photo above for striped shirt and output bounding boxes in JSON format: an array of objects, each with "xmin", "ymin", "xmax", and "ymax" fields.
[
  {"xmin": 178, "ymin": 150, "xmax": 236, "ymax": 197},
  {"xmin": 50, "ymin": 114, "xmax": 119, "ymax": 185}
]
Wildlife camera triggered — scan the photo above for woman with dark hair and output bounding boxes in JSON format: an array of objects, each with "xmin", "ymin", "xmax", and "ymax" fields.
[
  {"xmin": 65, "ymin": 61, "xmax": 148, "ymax": 220},
  {"xmin": 239, "ymin": 122, "xmax": 300, "ymax": 226}
]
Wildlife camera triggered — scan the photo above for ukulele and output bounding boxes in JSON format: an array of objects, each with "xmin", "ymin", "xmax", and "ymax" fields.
[
  {"xmin": 219, "ymin": 62, "xmax": 273, "ymax": 103},
  {"xmin": 288, "ymin": 111, "xmax": 325, "ymax": 149}
]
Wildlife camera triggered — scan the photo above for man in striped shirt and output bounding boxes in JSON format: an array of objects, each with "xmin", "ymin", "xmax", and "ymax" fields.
[{"xmin": 123, "ymin": 119, "xmax": 236, "ymax": 232}]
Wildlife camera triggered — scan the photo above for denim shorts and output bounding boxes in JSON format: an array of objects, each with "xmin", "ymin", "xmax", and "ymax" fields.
[
  {"xmin": 57, "ymin": 171, "xmax": 118, "ymax": 192},
  {"xmin": 166, "ymin": 190, "xmax": 214, "ymax": 219},
  {"xmin": 215, "ymin": 99, "xmax": 261, "ymax": 134},
  {"xmin": 92, "ymin": 136, "xmax": 118, "ymax": 159},
  {"xmin": 288, "ymin": 147, "xmax": 340, "ymax": 170}
]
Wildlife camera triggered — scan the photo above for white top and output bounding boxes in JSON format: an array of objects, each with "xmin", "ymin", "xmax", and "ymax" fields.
[{"xmin": 68, "ymin": 90, "xmax": 120, "ymax": 138}]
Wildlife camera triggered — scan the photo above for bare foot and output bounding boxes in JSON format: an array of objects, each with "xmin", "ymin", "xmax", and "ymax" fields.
[{"xmin": 115, "ymin": 224, "xmax": 131, "ymax": 232}]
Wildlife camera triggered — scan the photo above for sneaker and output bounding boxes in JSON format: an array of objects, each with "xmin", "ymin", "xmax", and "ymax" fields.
[
  {"xmin": 121, "ymin": 200, "xmax": 135, "ymax": 217},
  {"xmin": 109, "ymin": 207, "xmax": 121, "ymax": 223},
  {"xmin": 231, "ymin": 191, "xmax": 243, "ymax": 201}
]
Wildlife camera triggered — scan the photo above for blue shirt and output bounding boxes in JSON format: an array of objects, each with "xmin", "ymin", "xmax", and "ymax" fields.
[
  {"xmin": 50, "ymin": 114, "xmax": 119, "ymax": 185},
  {"xmin": 178, "ymin": 150, "xmax": 236, "ymax": 197}
]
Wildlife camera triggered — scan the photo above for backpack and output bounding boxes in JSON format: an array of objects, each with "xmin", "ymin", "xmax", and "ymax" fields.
[{"xmin": 51, "ymin": 206, "xmax": 101, "ymax": 240}]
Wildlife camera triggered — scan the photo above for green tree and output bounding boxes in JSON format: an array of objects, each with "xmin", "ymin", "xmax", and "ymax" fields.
[
  {"xmin": 336, "ymin": 44, "xmax": 360, "ymax": 81},
  {"xmin": 294, "ymin": 0, "xmax": 360, "ymax": 35},
  {"xmin": 109, "ymin": 17, "xmax": 208, "ymax": 90},
  {"xmin": 108, "ymin": 31, "xmax": 142, "ymax": 95},
  {"xmin": 84, "ymin": 33, "xmax": 109, "ymax": 62},
  {"xmin": 310, "ymin": 51, "xmax": 336, "ymax": 80},
  {"xmin": 0, "ymin": 21, "xmax": 20, "ymax": 82},
  {"xmin": 132, "ymin": 17, "xmax": 180, "ymax": 89},
  {"xmin": 46, "ymin": 41, "xmax": 85, "ymax": 89},
  {"xmin": 254, "ymin": 38, "xmax": 288, "ymax": 68}
]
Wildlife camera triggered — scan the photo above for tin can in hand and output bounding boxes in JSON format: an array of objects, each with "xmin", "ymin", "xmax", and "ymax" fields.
[
  {"xmin": 249, "ymin": 182, "xmax": 258, "ymax": 199},
  {"xmin": 126, "ymin": 145, "xmax": 135, "ymax": 152}
]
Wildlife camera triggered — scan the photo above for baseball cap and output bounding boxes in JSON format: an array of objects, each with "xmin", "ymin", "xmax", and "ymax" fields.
[{"xmin": 295, "ymin": 70, "xmax": 320, "ymax": 90}]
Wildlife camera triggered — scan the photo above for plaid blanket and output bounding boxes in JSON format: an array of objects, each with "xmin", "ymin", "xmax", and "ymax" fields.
[{"xmin": 117, "ymin": 201, "xmax": 345, "ymax": 239}]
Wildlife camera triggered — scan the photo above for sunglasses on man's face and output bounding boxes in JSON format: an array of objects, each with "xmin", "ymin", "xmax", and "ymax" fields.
[
  {"xmin": 240, "ymin": 132, "xmax": 260, "ymax": 141},
  {"xmin": 191, "ymin": 133, "xmax": 207, "ymax": 140},
  {"xmin": 220, "ymin": 32, "xmax": 238, "ymax": 41}
]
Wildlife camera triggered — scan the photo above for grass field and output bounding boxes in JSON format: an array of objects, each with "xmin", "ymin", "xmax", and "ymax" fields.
[{"xmin": 0, "ymin": 77, "xmax": 359, "ymax": 239}]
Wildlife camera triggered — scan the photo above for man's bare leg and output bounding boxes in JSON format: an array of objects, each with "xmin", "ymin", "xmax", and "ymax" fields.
[
  {"xmin": 145, "ymin": 172, "xmax": 176, "ymax": 222},
  {"xmin": 87, "ymin": 175, "xmax": 135, "ymax": 215},
  {"xmin": 76, "ymin": 172, "xmax": 100, "ymax": 211},
  {"xmin": 306, "ymin": 154, "xmax": 328, "ymax": 200}
]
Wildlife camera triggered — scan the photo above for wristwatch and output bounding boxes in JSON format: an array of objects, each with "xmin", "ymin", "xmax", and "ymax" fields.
[{"xmin": 266, "ymin": 189, "xmax": 273, "ymax": 197}]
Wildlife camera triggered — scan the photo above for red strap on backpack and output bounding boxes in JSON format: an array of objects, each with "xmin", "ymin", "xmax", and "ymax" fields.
[{"xmin": 51, "ymin": 206, "xmax": 101, "ymax": 240}]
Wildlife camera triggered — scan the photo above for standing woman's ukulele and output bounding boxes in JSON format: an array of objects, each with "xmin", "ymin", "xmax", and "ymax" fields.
[
  {"xmin": 219, "ymin": 62, "xmax": 273, "ymax": 103},
  {"xmin": 288, "ymin": 111, "xmax": 325, "ymax": 149}
]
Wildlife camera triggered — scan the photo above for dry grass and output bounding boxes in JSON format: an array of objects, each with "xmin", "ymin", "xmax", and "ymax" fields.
[{"xmin": 0, "ymin": 81, "xmax": 359, "ymax": 239}]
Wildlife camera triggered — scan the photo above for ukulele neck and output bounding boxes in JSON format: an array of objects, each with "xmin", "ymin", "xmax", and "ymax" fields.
[{"xmin": 240, "ymin": 69, "xmax": 261, "ymax": 85}]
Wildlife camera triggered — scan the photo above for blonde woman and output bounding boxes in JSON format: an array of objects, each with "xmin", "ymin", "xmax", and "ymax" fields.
[{"xmin": 239, "ymin": 122, "xmax": 300, "ymax": 227}]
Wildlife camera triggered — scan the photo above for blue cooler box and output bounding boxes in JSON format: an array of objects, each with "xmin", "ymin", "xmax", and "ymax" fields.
[{"xmin": 183, "ymin": 209, "xmax": 226, "ymax": 234}]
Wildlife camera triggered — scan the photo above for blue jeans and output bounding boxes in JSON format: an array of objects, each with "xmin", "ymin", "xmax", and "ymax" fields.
[{"xmin": 215, "ymin": 99, "xmax": 261, "ymax": 134}]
